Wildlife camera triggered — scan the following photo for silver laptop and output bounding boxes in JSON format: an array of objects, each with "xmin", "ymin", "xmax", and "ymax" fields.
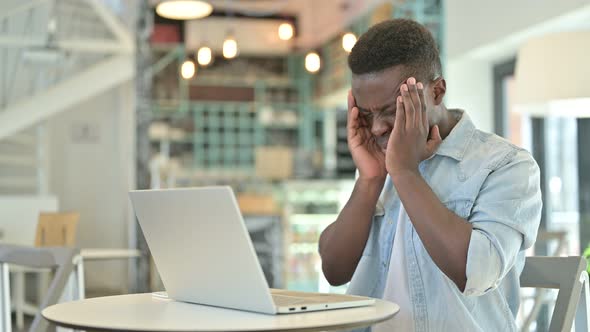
[{"xmin": 129, "ymin": 186, "xmax": 375, "ymax": 314}]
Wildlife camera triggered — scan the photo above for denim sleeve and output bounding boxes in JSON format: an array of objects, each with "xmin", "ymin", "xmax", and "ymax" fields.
[{"xmin": 463, "ymin": 150, "xmax": 542, "ymax": 296}]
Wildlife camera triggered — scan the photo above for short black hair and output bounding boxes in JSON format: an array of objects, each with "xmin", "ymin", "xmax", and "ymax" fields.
[{"xmin": 348, "ymin": 19, "xmax": 442, "ymax": 81}]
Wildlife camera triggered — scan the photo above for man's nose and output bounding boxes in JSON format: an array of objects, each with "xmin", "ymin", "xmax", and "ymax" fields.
[{"xmin": 371, "ymin": 118, "xmax": 391, "ymax": 137}]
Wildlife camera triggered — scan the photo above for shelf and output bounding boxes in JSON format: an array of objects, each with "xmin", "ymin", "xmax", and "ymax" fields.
[
  {"xmin": 289, "ymin": 243, "xmax": 319, "ymax": 254},
  {"xmin": 289, "ymin": 214, "xmax": 337, "ymax": 226},
  {"xmin": 150, "ymin": 138, "xmax": 194, "ymax": 144}
]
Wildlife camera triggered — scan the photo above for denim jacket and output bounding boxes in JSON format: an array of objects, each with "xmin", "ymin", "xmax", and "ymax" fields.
[{"xmin": 346, "ymin": 110, "xmax": 542, "ymax": 332}]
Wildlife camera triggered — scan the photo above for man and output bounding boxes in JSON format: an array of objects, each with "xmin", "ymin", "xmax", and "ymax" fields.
[{"xmin": 318, "ymin": 19, "xmax": 542, "ymax": 331}]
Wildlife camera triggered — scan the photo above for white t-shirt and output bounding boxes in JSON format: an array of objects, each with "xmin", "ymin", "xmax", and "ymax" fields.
[{"xmin": 373, "ymin": 206, "xmax": 414, "ymax": 332}]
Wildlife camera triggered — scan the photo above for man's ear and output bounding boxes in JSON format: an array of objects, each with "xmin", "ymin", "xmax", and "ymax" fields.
[{"xmin": 432, "ymin": 78, "xmax": 446, "ymax": 106}]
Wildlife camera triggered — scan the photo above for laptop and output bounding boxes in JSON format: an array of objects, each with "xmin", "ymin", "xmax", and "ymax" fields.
[{"xmin": 129, "ymin": 186, "xmax": 375, "ymax": 314}]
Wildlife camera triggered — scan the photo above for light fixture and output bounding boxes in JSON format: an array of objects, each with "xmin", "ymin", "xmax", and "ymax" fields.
[
  {"xmin": 305, "ymin": 52, "xmax": 321, "ymax": 73},
  {"xmin": 342, "ymin": 32, "xmax": 357, "ymax": 53},
  {"xmin": 180, "ymin": 60, "xmax": 196, "ymax": 79},
  {"xmin": 197, "ymin": 46, "xmax": 212, "ymax": 66},
  {"xmin": 278, "ymin": 22, "xmax": 294, "ymax": 41},
  {"xmin": 223, "ymin": 33, "xmax": 238, "ymax": 59},
  {"xmin": 514, "ymin": 31, "xmax": 590, "ymax": 117},
  {"xmin": 156, "ymin": 0, "xmax": 213, "ymax": 20}
]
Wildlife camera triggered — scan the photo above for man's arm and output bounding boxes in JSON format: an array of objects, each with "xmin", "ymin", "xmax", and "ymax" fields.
[
  {"xmin": 385, "ymin": 78, "xmax": 473, "ymax": 290},
  {"xmin": 394, "ymin": 154, "xmax": 541, "ymax": 294},
  {"xmin": 319, "ymin": 178, "xmax": 383, "ymax": 286},
  {"xmin": 386, "ymin": 78, "xmax": 540, "ymax": 293},
  {"xmin": 319, "ymin": 90, "xmax": 388, "ymax": 286},
  {"xmin": 392, "ymin": 170, "xmax": 472, "ymax": 290}
]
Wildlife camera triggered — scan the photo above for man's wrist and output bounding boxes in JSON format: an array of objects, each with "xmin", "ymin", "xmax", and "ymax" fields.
[
  {"xmin": 390, "ymin": 168, "xmax": 421, "ymax": 184},
  {"xmin": 355, "ymin": 176, "xmax": 386, "ymax": 196}
]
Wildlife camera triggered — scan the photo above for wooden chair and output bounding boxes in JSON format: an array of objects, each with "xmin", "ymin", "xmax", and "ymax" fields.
[
  {"xmin": 11, "ymin": 212, "xmax": 79, "ymax": 330},
  {"xmin": 0, "ymin": 244, "xmax": 78, "ymax": 332},
  {"xmin": 520, "ymin": 256, "xmax": 590, "ymax": 332},
  {"xmin": 34, "ymin": 212, "xmax": 80, "ymax": 247}
]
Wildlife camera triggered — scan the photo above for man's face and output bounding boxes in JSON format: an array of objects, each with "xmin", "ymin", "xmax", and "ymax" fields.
[{"xmin": 351, "ymin": 66, "xmax": 437, "ymax": 152}]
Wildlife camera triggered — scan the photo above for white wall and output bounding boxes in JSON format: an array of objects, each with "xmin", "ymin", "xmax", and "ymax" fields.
[
  {"xmin": 444, "ymin": 0, "xmax": 590, "ymax": 132},
  {"xmin": 445, "ymin": 59, "xmax": 494, "ymax": 132},
  {"xmin": 446, "ymin": 0, "xmax": 590, "ymax": 59},
  {"xmin": 48, "ymin": 80, "xmax": 135, "ymax": 292}
]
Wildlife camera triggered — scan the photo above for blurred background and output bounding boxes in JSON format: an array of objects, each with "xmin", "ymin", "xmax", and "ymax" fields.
[{"xmin": 0, "ymin": 0, "xmax": 589, "ymax": 331}]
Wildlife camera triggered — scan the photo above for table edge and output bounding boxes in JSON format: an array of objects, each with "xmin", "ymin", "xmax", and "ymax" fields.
[{"xmin": 42, "ymin": 297, "xmax": 398, "ymax": 332}]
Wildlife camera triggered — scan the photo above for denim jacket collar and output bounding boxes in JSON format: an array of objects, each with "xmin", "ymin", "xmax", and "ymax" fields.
[{"xmin": 434, "ymin": 109, "xmax": 476, "ymax": 162}]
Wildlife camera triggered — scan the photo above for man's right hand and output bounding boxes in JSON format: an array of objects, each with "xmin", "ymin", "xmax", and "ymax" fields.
[{"xmin": 347, "ymin": 90, "xmax": 387, "ymax": 182}]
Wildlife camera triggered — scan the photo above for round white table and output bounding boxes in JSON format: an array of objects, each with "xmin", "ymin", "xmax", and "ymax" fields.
[{"xmin": 42, "ymin": 293, "xmax": 399, "ymax": 331}]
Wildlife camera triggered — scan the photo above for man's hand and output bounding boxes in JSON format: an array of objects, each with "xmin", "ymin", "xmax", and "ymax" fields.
[
  {"xmin": 347, "ymin": 90, "xmax": 387, "ymax": 182},
  {"xmin": 385, "ymin": 77, "xmax": 442, "ymax": 177}
]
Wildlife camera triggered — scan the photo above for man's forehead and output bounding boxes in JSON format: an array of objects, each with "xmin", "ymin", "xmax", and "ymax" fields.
[
  {"xmin": 352, "ymin": 72, "xmax": 406, "ymax": 111},
  {"xmin": 352, "ymin": 68, "xmax": 407, "ymax": 94}
]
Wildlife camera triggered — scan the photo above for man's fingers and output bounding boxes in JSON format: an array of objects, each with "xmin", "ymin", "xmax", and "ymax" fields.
[
  {"xmin": 394, "ymin": 95, "xmax": 405, "ymax": 135},
  {"xmin": 347, "ymin": 90, "xmax": 357, "ymax": 129},
  {"xmin": 347, "ymin": 89, "xmax": 355, "ymax": 112},
  {"xmin": 348, "ymin": 106, "xmax": 359, "ymax": 132},
  {"xmin": 417, "ymin": 82, "xmax": 428, "ymax": 129},
  {"xmin": 426, "ymin": 124, "xmax": 442, "ymax": 154},
  {"xmin": 401, "ymin": 83, "xmax": 415, "ymax": 130},
  {"xmin": 407, "ymin": 77, "xmax": 421, "ymax": 127}
]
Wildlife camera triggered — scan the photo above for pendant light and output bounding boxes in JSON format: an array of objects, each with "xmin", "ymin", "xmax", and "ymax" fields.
[
  {"xmin": 305, "ymin": 52, "xmax": 321, "ymax": 73},
  {"xmin": 342, "ymin": 32, "xmax": 357, "ymax": 53},
  {"xmin": 223, "ymin": 31, "xmax": 238, "ymax": 59},
  {"xmin": 197, "ymin": 46, "xmax": 212, "ymax": 66},
  {"xmin": 156, "ymin": 0, "xmax": 213, "ymax": 20},
  {"xmin": 278, "ymin": 22, "xmax": 294, "ymax": 41},
  {"xmin": 181, "ymin": 60, "xmax": 196, "ymax": 79}
]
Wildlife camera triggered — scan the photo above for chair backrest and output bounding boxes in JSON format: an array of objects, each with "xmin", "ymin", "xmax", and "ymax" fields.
[
  {"xmin": 34, "ymin": 212, "xmax": 80, "ymax": 247},
  {"xmin": 0, "ymin": 244, "xmax": 79, "ymax": 332},
  {"xmin": 520, "ymin": 256, "xmax": 590, "ymax": 332}
]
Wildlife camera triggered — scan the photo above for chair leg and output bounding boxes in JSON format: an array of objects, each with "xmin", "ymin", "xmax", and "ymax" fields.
[
  {"xmin": 523, "ymin": 288, "xmax": 547, "ymax": 331},
  {"xmin": 74, "ymin": 257, "xmax": 85, "ymax": 300},
  {"xmin": 14, "ymin": 271, "xmax": 24, "ymax": 330},
  {"xmin": 575, "ymin": 272, "xmax": 590, "ymax": 332},
  {"xmin": 0, "ymin": 263, "xmax": 12, "ymax": 332},
  {"xmin": 37, "ymin": 270, "xmax": 51, "ymax": 305}
]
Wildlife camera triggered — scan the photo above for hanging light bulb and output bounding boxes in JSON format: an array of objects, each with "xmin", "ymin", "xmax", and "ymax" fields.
[
  {"xmin": 342, "ymin": 32, "xmax": 357, "ymax": 53},
  {"xmin": 197, "ymin": 46, "xmax": 212, "ymax": 66},
  {"xmin": 278, "ymin": 22, "xmax": 294, "ymax": 41},
  {"xmin": 181, "ymin": 60, "xmax": 196, "ymax": 79},
  {"xmin": 305, "ymin": 52, "xmax": 321, "ymax": 73},
  {"xmin": 223, "ymin": 33, "xmax": 238, "ymax": 59},
  {"xmin": 156, "ymin": 0, "xmax": 213, "ymax": 20}
]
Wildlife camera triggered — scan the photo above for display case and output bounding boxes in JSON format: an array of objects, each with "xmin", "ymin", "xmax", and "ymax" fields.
[{"xmin": 282, "ymin": 179, "xmax": 354, "ymax": 294}]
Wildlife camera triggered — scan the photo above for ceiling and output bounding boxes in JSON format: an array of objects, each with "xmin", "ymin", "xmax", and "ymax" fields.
[
  {"xmin": 150, "ymin": 0, "xmax": 385, "ymax": 55},
  {"xmin": 149, "ymin": 0, "xmax": 305, "ymax": 16}
]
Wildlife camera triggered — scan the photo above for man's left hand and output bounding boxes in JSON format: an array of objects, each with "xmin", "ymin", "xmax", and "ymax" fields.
[{"xmin": 385, "ymin": 77, "xmax": 442, "ymax": 177}]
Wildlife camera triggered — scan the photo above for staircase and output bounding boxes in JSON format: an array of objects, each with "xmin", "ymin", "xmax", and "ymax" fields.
[
  {"xmin": 0, "ymin": 0, "xmax": 137, "ymax": 194},
  {"xmin": 0, "ymin": 129, "xmax": 41, "ymax": 194}
]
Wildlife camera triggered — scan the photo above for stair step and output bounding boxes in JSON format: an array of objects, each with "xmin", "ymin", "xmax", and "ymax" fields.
[
  {"xmin": 2, "ymin": 133, "xmax": 36, "ymax": 146},
  {"xmin": 0, "ymin": 155, "xmax": 37, "ymax": 167},
  {"xmin": 0, "ymin": 176, "xmax": 37, "ymax": 188}
]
